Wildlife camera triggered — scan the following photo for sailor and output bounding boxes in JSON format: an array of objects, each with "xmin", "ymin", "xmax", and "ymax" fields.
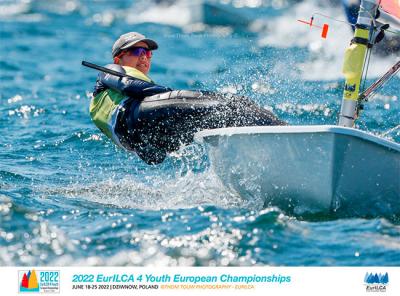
[
  {"xmin": 90, "ymin": 32, "xmax": 284, "ymax": 165},
  {"xmin": 90, "ymin": 32, "xmax": 173, "ymax": 163}
]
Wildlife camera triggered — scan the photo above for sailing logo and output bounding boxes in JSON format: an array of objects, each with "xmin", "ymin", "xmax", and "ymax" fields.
[
  {"xmin": 19, "ymin": 270, "xmax": 60, "ymax": 293},
  {"xmin": 19, "ymin": 270, "xmax": 39, "ymax": 292},
  {"xmin": 364, "ymin": 272, "xmax": 389, "ymax": 293}
]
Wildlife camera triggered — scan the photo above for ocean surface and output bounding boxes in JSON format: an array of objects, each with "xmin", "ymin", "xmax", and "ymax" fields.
[{"xmin": 0, "ymin": 0, "xmax": 399, "ymax": 266}]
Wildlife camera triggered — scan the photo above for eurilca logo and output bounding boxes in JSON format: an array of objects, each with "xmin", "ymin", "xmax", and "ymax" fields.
[
  {"xmin": 20, "ymin": 270, "xmax": 40, "ymax": 292},
  {"xmin": 364, "ymin": 272, "xmax": 389, "ymax": 293}
]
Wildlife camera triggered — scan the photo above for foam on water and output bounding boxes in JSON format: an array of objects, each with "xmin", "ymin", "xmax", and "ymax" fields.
[{"xmin": 41, "ymin": 170, "xmax": 248, "ymax": 211}]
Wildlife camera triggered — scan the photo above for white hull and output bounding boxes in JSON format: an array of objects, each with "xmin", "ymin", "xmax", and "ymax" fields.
[{"xmin": 195, "ymin": 126, "xmax": 400, "ymax": 217}]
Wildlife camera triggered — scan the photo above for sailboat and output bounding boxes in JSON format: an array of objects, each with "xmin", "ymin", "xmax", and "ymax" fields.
[{"xmin": 195, "ymin": 0, "xmax": 400, "ymax": 218}]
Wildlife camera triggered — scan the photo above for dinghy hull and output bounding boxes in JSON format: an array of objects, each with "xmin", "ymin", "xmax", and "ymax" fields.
[{"xmin": 195, "ymin": 126, "xmax": 400, "ymax": 217}]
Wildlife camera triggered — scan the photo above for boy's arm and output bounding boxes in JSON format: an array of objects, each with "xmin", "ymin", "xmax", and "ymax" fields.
[{"xmin": 93, "ymin": 64, "xmax": 172, "ymax": 99}]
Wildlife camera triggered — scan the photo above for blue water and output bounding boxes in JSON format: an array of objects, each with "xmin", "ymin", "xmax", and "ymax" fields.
[{"xmin": 1, "ymin": 0, "xmax": 399, "ymax": 266}]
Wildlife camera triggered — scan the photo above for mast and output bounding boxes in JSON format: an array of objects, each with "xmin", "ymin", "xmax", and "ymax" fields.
[{"xmin": 338, "ymin": 0, "xmax": 379, "ymax": 127}]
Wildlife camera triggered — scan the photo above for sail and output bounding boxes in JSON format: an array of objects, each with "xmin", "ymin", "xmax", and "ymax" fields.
[{"xmin": 379, "ymin": 0, "xmax": 400, "ymax": 19}]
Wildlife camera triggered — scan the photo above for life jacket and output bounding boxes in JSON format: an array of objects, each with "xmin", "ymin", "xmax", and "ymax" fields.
[{"xmin": 89, "ymin": 66, "xmax": 152, "ymax": 147}]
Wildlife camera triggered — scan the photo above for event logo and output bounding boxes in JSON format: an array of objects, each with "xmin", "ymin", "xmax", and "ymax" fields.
[
  {"xmin": 364, "ymin": 272, "xmax": 389, "ymax": 293},
  {"xmin": 20, "ymin": 270, "xmax": 39, "ymax": 292},
  {"xmin": 19, "ymin": 270, "xmax": 60, "ymax": 293}
]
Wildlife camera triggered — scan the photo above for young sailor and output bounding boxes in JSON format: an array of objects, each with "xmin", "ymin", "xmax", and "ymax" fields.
[{"xmin": 90, "ymin": 32, "xmax": 284, "ymax": 164}]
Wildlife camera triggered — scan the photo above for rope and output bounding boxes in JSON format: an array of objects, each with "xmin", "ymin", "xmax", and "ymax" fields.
[
  {"xmin": 361, "ymin": 47, "xmax": 373, "ymax": 93},
  {"xmin": 381, "ymin": 124, "xmax": 400, "ymax": 137},
  {"xmin": 360, "ymin": 61, "xmax": 400, "ymax": 101}
]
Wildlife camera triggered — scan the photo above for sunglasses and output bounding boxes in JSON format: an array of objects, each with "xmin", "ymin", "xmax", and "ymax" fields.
[{"xmin": 126, "ymin": 47, "xmax": 152, "ymax": 58}]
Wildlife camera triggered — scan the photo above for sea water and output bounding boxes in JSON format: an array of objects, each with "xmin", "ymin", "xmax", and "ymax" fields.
[{"xmin": 0, "ymin": 0, "xmax": 399, "ymax": 266}]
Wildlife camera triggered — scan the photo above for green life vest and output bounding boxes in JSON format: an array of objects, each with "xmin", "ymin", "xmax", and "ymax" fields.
[{"xmin": 89, "ymin": 66, "xmax": 152, "ymax": 142}]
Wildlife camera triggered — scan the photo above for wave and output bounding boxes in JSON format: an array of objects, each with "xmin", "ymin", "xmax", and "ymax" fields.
[{"xmin": 0, "ymin": 169, "xmax": 33, "ymax": 183}]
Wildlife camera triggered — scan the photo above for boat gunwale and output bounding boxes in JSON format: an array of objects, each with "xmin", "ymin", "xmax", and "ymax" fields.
[{"xmin": 194, "ymin": 125, "xmax": 400, "ymax": 152}]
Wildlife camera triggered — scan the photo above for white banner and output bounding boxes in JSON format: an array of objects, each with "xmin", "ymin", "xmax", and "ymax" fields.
[{"xmin": 0, "ymin": 267, "xmax": 398, "ymax": 295}]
